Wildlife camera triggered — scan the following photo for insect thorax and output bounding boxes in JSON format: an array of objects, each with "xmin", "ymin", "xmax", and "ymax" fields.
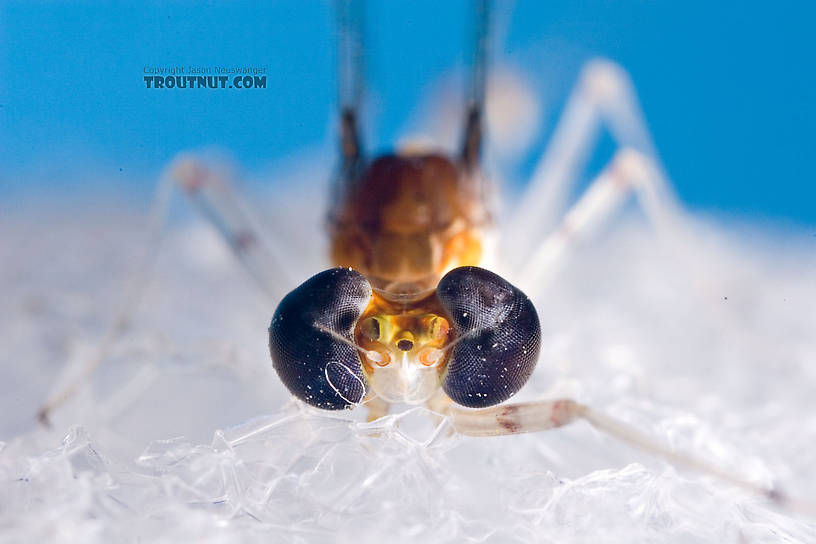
[{"xmin": 329, "ymin": 152, "xmax": 492, "ymax": 296}]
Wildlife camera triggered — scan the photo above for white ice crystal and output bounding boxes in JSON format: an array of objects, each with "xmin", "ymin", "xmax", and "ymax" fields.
[{"xmin": 1, "ymin": 185, "xmax": 816, "ymax": 543}]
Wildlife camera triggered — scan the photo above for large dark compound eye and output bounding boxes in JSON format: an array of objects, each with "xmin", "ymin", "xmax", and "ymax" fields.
[
  {"xmin": 269, "ymin": 268, "xmax": 372, "ymax": 410},
  {"xmin": 437, "ymin": 267, "xmax": 541, "ymax": 408}
]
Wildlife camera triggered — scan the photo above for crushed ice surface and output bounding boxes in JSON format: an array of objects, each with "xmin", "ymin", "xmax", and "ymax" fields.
[{"xmin": 2, "ymin": 193, "xmax": 816, "ymax": 543}]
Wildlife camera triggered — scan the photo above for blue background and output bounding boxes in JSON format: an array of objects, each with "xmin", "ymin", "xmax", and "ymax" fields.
[{"xmin": 1, "ymin": 1, "xmax": 814, "ymax": 226}]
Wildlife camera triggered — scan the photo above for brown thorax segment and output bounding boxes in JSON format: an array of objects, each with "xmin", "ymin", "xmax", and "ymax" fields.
[{"xmin": 329, "ymin": 152, "xmax": 491, "ymax": 296}]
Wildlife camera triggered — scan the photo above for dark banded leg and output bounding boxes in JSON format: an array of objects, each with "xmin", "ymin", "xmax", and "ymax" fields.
[
  {"xmin": 460, "ymin": 0, "xmax": 490, "ymax": 172},
  {"xmin": 336, "ymin": 0, "xmax": 366, "ymax": 179}
]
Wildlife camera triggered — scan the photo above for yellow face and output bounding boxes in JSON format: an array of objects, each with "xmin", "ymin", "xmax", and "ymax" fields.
[{"xmin": 355, "ymin": 301, "xmax": 453, "ymax": 404}]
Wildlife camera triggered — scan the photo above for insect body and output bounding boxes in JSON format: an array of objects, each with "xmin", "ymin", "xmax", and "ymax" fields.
[
  {"xmin": 267, "ymin": 0, "xmax": 544, "ymax": 415},
  {"xmin": 270, "ymin": 148, "xmax": 540, "ymax": 411}
]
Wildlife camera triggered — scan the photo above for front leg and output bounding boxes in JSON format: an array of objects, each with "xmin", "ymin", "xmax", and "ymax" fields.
[
  {"xmin": 450, "ymin": 398, "xmax": 582, "ymax": 437},
  {"xmin": 445, "ymin": 398, "xmax": 811, "ymax": 513},
  {"xmin": 336, "ymin": 0, "xmax": 366, "ymax": 182},
  {"xmin": 460, "ymin": 0, "xmax": 490, "ymax": 173}
]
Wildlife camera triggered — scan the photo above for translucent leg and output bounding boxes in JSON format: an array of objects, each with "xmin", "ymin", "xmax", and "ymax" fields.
[
  {"xmin": 505, "ymin": 60, "xmax": 677, "ymax": 268},
  {"xmin": 516, "ymin": 148, "xmax": 682, "ymax": 295},
  {"xmin": 450, "ymin": 399, "xmax": 816, "ymax": 515},
  {"xmin": 37, "ymin": 154, "xmax": 296, "ymax": 425},
  {"xmin": 171, "ymin": 155, "xmax": 298, "ymax": 300},
  {"xmin": 37, "ymin": 170, "xmax": 175, "ymax": 426}
]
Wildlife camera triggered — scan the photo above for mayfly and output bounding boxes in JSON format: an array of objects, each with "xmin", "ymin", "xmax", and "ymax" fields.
[{"xmin": 37, "ymin": 0, "xmax": 814, "ymax": 516}]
